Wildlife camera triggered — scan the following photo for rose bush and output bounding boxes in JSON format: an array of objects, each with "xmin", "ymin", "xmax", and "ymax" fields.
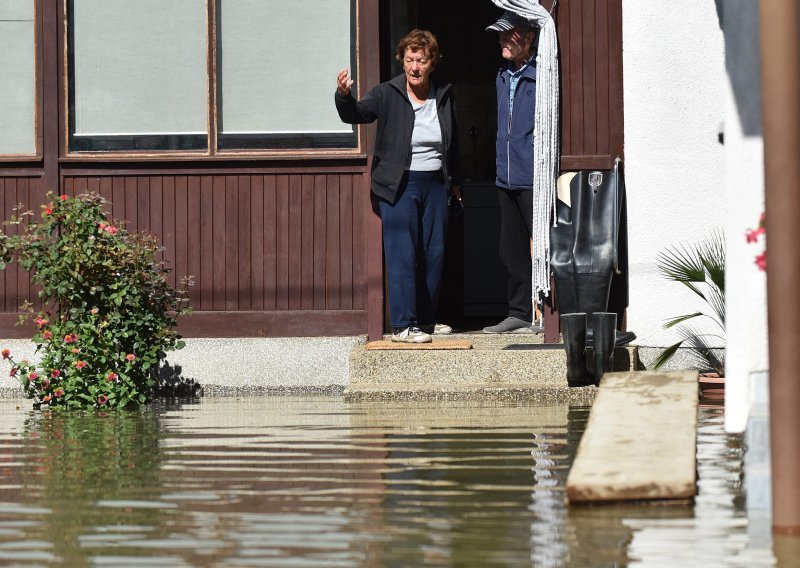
[{"xmin": 0, "ymin": 192, "xmax": 191, "ymax": 408}]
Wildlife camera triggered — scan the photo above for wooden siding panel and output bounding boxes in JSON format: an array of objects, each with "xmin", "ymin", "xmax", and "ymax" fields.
[
  {"xmin": 174, "ymin": 176, "xmax": 189, "ymax": 293},
  {"xmin": 300, "ymin": 175, "xmax": 314, "ymax": 310},
  {"xmin": 212, "ymin": 176, "xmax": 226, "ymax": 310},
  {"xmin": 199, "ymin": 176, "xmax": 214, "ymax": 311},
  {"xmin": 557, "ymin": 0, "xmax": 622, "ymax": 170},
  {"xmin": 5, "ymin": 172, "xmax": 370, "ymax": 333},
  {"xmin": 186, "ymin": 176, "xmax": 201, "ymax": 310},
  {"xmin": 288, "ymin": 175, "xmax": 302, "ymax": 310},
  {"xmin": 352, "ymin": 176, "xmax": 367, "ymax": 310},
  {"xmin": 250, "ymin": 175, "xmax": 265, "ymax": 311},
  {"xmin": 325, "ymin": 174, "xmax": 341, "ymax": 309},
  {"xmin": 313, "ymin": 175, "xmax": 327, "ymax": 310},
  {"xmin": 162, "ymin": 177, "xmax": 177, "ymax": 289},
  {"xmin": 276, "ymin": 175, "xmax": 289, "ymax": 310},
  {"xmin": 339, "ymin": 175, "xmax": 354, "ymax": 310},
  {"xmin": 264, "ymin": 175, "xmax": 278, "ymax": 311},
  {"xmin": 595, "ymin": 0, "xmax": 611, "ymax": 157}
]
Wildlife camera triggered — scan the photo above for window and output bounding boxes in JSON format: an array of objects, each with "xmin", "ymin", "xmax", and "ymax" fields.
[
  {"xmin": 66, "ymin": 0, "xmax": 358, "ymax": 155},
  {"xmin": 0, "ymin": 0, "xmax": 36, "ymax": 155}
]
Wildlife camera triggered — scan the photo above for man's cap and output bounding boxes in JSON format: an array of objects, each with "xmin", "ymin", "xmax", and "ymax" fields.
[{"xmin": 486, "ymin": 10, "xmax": 534, "ymax": 32}]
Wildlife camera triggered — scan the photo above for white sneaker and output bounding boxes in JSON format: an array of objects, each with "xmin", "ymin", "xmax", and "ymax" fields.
[{"xmin": 391, "ymin": 326, "xmax": 432, "ymax": 343}]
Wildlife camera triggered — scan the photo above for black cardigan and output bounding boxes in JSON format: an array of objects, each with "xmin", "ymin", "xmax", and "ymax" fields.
[{"xmin": 335, "ymin": 73, "xmax": 461, "ymax": 204}]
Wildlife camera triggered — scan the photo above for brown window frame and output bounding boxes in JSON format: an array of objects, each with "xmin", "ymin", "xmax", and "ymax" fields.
[
  {"xmin": 62, "ymin": 0, "xmax": 364, "ymax": 161},
  {"xmin": 0, "ymin": 0, "xmax": 43, "ymax": 162}
]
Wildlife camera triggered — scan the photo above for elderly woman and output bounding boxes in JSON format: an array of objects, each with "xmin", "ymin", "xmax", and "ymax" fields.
[{"xmin": 335, "ymin": 29, "xmax": 461, "ymax": 343}]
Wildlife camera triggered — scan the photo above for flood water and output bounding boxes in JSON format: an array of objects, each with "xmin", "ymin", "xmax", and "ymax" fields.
[{"xmin": 0, "ymin": 397, "xmax": 781, "ymax": 566}]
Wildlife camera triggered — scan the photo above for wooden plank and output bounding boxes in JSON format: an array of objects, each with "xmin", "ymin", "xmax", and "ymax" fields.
[
  {"xmin": 186, "ymin": 176, "xmax": 201, "ymax": 310},
  {"xmin": 339, "ymin": 174, "xmax": 354, "ymax": 310},
  {"xmin": 276, "ymin": 175, "xmax": 290, "ymax": 310},
  {"xmin": 325, "ymin": 174, "xmax": 341, "ymax": 309},
  {"xmin": 264, "ymin": 175, "xmax": 278, "ymax": 310},
  {"xmin": 174, "ymin": 310, "xmax": 368, "ymax": 338},
  {"xmin": 300, "ymin": 175, "xmax": 314, "ymax": 310},
  {"xmin": 312, "ymin": 174, "xmax": 327, "ymax": 310},
  {"xmin": 162, "ymin": 176, "xmax": 177, "ymax": 289},
  {"xmin": 595, "ymin": 0, "xmax": 611, "ymax": 157},
  {"xmin": 224, "ymin": 175, "xmax": 239, "ymax": 310},
  {"xmin": 125, "ymin": 176, "xmax": 137, "ymax": 230},
  {"xmin": 211, "ymin": 175, "xmax": 226, "ymax": 310},
  {"xmin": 567, "ymin": 371, "xmax": 698, "ymax": 503},
  {"xmin": 287, "ymin": 175, "xmax": 302, "ymax": 310},
  {"xmin": 174, "ymin": 176, "xmax": 189, "ymax": 291},
  {"xmin": 366, "ymin": 340, "xmax": 473, "ymax": 350},
  {"xmin": 568, "ymin": 0, "xmax": 584, "ymax": 157},
  {"xmin": 199, "ymin": 176, "xmax": 214, "ymax": 311},
  {"xmin": 582, "ymin": 0, "xmax": 598, "ymax": 154},
  {"xmin": 238, "ymin": 175, "xmax": 252, "ymax": 311},
  {"xmin": 250, "ymin": 175, "xmax": 265, "ymax": 311}
]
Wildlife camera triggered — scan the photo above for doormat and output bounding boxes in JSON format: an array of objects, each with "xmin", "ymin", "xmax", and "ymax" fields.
[{"xmin": 366, "ymin": 340, "xmax": 473, "ymax": 350}]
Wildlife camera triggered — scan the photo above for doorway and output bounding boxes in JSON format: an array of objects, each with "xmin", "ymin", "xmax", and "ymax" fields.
[{"xmin": 380, "ymin": 0, "xmax": 509, "ymax": 330}]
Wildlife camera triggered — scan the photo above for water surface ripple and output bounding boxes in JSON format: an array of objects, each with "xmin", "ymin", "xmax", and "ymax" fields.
[{"xmin": 0, "ymin": 397, "xmax": 776, "ymax": 566}]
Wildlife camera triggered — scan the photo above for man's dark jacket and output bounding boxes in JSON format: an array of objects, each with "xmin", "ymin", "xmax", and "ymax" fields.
[
  {"xmin": 495, "ymin": 62, "xmax": 537, "ymax": 190},
  {"xmin": 335, "ymin": 73, "xmax": 460, "ymax": 204}
]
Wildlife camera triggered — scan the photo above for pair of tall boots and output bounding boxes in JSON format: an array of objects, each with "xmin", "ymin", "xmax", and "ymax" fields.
[{"xmin": 561, "ymin": 312, "xmax": 617, "ymax": 387}]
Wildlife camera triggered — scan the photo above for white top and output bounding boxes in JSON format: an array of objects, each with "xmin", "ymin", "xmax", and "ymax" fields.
[{"xmin": 408, "ymin": 88, "xmax": 443, "ymax": 171}]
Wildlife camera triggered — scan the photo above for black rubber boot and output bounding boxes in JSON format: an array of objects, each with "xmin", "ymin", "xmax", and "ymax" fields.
[
  {"xmin": 561, "ymin": 313, "xmax": 593, "ymax": 387},
  {"xmin": 591, "ymin": 312, "xmax": 617, "ymax": 386}
]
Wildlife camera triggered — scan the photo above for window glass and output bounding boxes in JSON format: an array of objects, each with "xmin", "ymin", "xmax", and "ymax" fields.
[
  {"xmin": 0, "ymin": 0, "xmax": 36, "ymax": 155},
  {"xmin": 217, "ymin": 0, "xmax": 357, "ymax": 150},
  {"xmin": 69, "ymin": 0, "xmax": 207, "ymax": 151}
]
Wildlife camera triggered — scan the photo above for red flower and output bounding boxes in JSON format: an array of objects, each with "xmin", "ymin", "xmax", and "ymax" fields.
[
  {"xmin": 34, "ymin": 317, "xmax": 48, "ymax": 328},
  {"xmin": 104, "ymin": 225, "xmax": 118, "ymax": 235},
  {"xmin": 755, "ymin": 252, "xmax": 767, "ymax": 272},
  {"xmin": 97, "ymin": 395, "xmax": 108, "ymax": 406},
  {"xmin": 74, "ymin": 360, "xmax": 87, "ymax": 370},
  {"xmin": 1, "ymin": 349, "xmax": 9, "ymax": 359},
  {"xmin": 125, "ymin": 353, "xmax": 136, "ymax": 362},
  {"xmin": 9, "ymin": 367, "xmax": 17, "ymax": 377},
  {"xmin": 54, "ymin": 388, "xmax": 65, "ymax": 397},
  {"xmin": 42, "ymin": 330, "xmax": 53, "ymax": 340},
  {"xmin": 64, "ymin": 333, "xmax": 78, "ymax": 344},
  {"xmin": 42, "ymin": 205, "xmax": 53, "ymax": 216},
  {"xmin": 42, "ymin": 395, "xmax": 52, "ymax": 403},
  {"xmin": 50, "ymin": 369, "xmax": 61, "ymax": 378},
  {"xmin": 107, "ymin": 371, "xmax": 118, "ymax": 382},
  {"xmin": 59, "ymin": 194, "xmax": 68, "ymax": 201},
  {"xmin": 28, "ymin": 372, "xmax": 38, "ymax": 381}
]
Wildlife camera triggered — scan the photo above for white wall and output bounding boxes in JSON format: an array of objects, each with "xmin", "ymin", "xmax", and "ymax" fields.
[
  {"xmin": 717, "ymin": 0, "xmax": 768, "ymax": 433},
  {"xmin": 622, "ymin": 1, "xmax": 727, "ymax": 347}
]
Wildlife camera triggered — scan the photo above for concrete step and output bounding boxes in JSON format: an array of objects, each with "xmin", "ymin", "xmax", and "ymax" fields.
[
  {"xmin": 346, "ymin": 332, "xmax": 639, "ymax": 399},
  {"xmin": 566, "ymin": 370, "xmax": 698, "ymax": 503}
]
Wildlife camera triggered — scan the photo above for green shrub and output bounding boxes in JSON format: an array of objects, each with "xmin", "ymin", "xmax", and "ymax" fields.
[{"xmin": 0, "ymin": 192, "xmax": 191, "ymax": 408}]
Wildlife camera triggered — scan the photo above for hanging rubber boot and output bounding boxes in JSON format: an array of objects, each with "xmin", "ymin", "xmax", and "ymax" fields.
[
  {"xmin": 591, "ymin": 312, "xmax": 617, "ymax": 386},
  {"xmin": 561, "ymin": 313, "xmax": 593, "ymax": 387}
]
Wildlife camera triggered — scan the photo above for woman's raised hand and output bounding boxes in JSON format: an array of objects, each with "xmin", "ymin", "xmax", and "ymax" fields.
[{"xmin": 337, "ymin": 68, "xmax": 354, "ymax": 96}]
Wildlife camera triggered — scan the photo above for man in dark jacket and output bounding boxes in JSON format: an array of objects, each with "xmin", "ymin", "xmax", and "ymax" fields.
[{"xmin": 484, "ymin": 12, "xmax": 540, "ymax": 333}]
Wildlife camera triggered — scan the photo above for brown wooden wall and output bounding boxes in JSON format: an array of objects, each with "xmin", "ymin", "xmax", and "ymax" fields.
[
  {"xmin": 0, "ymin": 177, "xmax": 45, "ymax": 317},
  {"xmin": 1, "ymin": 0, "xmax": 622, "ymax": 340},
  {"xmin": 557, "ymin": 0, "xmax": 624, "ymax": 171}
]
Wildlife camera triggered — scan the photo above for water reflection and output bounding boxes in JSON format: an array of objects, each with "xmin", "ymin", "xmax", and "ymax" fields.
[{"xmin": 0, "ymin": 397, "xmax": 778, "ymax": 566}]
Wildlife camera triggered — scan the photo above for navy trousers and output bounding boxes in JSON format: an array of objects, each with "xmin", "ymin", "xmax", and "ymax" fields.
[
  {"xmin": 379, "ymin": 170, "xmax": 448, "ymax": 330},
  {"xmin": 497, "ymin": 187, "xmax": 534, "ymax": 323}
]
